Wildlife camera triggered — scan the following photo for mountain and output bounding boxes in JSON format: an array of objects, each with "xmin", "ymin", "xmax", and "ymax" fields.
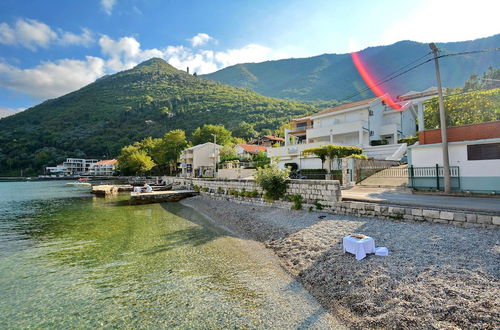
[
  {"xmin": 0, "ymin": 107, "xmax": 16, "ymax": 119},
  {"xmin": 0, "ymin": 58, "xmax": 316, "ymax": 175},
  {"xmin": 203, "ymin": 34, "xmax": 500, "ymax": 102}
]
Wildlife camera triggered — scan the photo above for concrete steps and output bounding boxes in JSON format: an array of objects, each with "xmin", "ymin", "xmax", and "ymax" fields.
[{"xmin": 363, "ymin": 143, "xmax": 406, "ymax": 160}]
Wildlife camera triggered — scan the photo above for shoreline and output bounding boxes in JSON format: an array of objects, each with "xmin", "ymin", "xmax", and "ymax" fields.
[{"xmin": 180, "ymin": 196, "xmax": 499, "ymax": 329}]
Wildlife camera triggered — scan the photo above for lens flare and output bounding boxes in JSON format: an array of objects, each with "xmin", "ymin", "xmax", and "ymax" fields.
[{"xmin": 351, "ymin": 52, "xmax": 402, "ymax": 110}]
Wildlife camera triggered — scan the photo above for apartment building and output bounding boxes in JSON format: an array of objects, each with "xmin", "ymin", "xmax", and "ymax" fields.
[
  {"xmin": 89, "ymin": 159, "xmax": 118, "ymax": 176},
  {"xmin": 269, "ymin": 88, "xmax": 439, "ymax": 169},
  {"xmin": 63, "ymin": 158, "xmax": 99, "ymax": 175},
  {"xmin": 180, "ymin": 142, "xmax": 222, "ymax": 178}
]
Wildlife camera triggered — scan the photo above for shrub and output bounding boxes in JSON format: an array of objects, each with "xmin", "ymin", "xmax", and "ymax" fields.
[
  {"xmin": 314, "ymin": 200, "xmax": 324, "ymax": 210},
  {"xmin": 370, "ymin": 140, "xmax": 388, "ymax": 146},
  {"xmin": 308, "ymin": 206, "xmax": 313, "ymax": 212},
  {"xmin": 193, "ymin": 185, "xmax": 200, "ymax": 192},
  {"xmin": 345, "ymin": 154, "xmax": 369, "ymax": 160},
  {"xmin": 254, "ymin": 163, "xmax": 290, "ymax": 200},
  {"xmin": 228, "ymin": 189, "xmax": 239, "ymax": 197},
  {"xmin": 290, "ymin": 194, "xmax": 303, "ymax": 210},
  {"xmin": 201, "ymin": 187, "xmax": 209, "ymax": 192},
  {"xmin": 398, "ymin": 136, "xmax": 419, "ymax": 145},
  {"xmin": 217, "ymin": 187, "xmax": 224, "ymax": 194},
  {"xmin": 284, "ymin": 162, "xmax": 299, "ymax": 171}
]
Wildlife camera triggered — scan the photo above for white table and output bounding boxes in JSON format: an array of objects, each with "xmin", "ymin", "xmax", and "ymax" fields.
[{"xmin": 343, "ymin": 235, "xmax": 376, "ymax": 260}]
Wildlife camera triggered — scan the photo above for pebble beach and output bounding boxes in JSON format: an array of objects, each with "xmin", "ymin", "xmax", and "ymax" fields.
[{"xmin": 181, "ymin": 196, "xmax": 500, "ymax": 329}]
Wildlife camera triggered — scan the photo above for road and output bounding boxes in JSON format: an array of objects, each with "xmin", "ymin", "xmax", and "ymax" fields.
[{"xmin": 342, "ymin": 186, "xmax": 500, "ymax": 214}]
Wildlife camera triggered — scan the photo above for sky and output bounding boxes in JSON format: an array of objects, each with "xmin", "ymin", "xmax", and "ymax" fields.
[{"xmin": 0, "ymin": 0, "xmax": 499, "ymax": 111}]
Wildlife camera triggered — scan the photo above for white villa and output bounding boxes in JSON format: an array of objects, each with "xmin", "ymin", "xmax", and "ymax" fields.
[
  {"xmin": 46, "ymin": 158, "xmax": 99, "ymax": 176},
  {"xmin": 180, "ymin": 142, "xmax": 222, "ymax": 178},
  {"xmin": 89, "ymin": 159, "xmax": 118, "ymax": 176},
  {"xmin": 269, "ymin": 88, "xmax": 440, "ymax": 169}
]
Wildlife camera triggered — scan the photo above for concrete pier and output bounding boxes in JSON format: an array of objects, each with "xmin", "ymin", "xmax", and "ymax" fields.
[
  {"xmin": 92, "ymin": 185, "xmax": 119, "ymax": 196},
  {"xmin": 129, "ymin": 190, "xmax": 198, "ymax": 205}
]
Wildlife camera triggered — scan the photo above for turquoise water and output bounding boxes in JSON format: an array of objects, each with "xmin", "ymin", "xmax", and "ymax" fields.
[{"xmin": 0, "ymin": 181, "xmax": 336, "ymax": 329}]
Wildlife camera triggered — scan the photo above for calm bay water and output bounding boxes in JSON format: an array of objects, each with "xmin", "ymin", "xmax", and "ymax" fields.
[{"xmin": 0, "ymin": 181, "xmax": 336, "ymax": 329}]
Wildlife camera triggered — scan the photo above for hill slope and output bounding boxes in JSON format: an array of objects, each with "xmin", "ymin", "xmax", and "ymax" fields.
[
  {"xmin": 0, "ymin": 107, "xmax": 16, "ymax": 119},
  {"xmin": 203, "ymin": 34, "xmax": 500, "ymax": 101},
  {"xmin": 0, "ymin": 58, "xmax": 316, "ymax": 175}
]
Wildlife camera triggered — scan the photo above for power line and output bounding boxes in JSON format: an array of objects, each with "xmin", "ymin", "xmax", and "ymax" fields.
[{"xmin": 337, "ymin": 47, "xmax": 500, "ymax": 104}]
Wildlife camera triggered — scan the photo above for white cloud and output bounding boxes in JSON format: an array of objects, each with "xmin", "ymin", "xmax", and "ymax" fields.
[
  {"xmin": 0, "ymin": 18, "xmax": 95, "ymax": 50},
  {"xmin": 189, "ymin": 33, "xmax": 213, "ymax": 47},
  {"xmin": 59, "ymin": 28, "xmax": 94, "ymax": 47},
  {"xmin": 0, "ymin": 33, "xmax": 285, "ymax": 103},
  {"xmin": 382, "ymin": 0, "xmax": 500, "ymax": 44},
  {"xmin": 0, "ymin": 57, "xmax": 105, "ymax": 99},
  {"xmin": 101, "ymin": 0, "xmax": 117, "ymax": 15},
  {"xmin": 0, "ymin": 19, "xmax": 57, "ymax": 50}
]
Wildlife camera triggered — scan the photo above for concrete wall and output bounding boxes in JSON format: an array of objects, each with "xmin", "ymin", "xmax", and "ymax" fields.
[
  {"xmin": 419, "ymin": 121, "xmax": 500, "ymax": 144},
  {"xmin": 217, "ymin": 168, "xmax": 256, "ymax": 180},
  {"xmin": 408, "ymin": 138, "xmax": 500, "ymax": 193}
]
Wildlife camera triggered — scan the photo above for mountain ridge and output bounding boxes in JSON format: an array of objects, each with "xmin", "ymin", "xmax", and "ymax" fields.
[{"xmin": 203, "ymin": 34, "xmax": 500, "ymax": 101}]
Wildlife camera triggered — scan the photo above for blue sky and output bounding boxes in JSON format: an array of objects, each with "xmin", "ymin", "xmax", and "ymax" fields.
[{"xmin": 0, "ymin": 0, "xmax": 499, "ymax": 110}]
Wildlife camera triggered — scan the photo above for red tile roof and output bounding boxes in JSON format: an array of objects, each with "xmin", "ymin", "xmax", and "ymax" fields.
[
  {"xmin": 316, "ymin": 97, "xmax": 379, "ymax": 116},
  {"xmin": 263, "ymin": 135, "xmax": 285, "ymax": 142},
  {"xmin": 238, "ymin": 144, "xmax": 268, "ymax": 154},
  {"xmin": 94, "ymin": 159, "xmax": 118, "ymax": 165}
]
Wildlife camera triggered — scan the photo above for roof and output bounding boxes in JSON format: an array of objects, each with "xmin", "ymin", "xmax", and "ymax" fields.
[
  {"xmin": 184, "ymin": 142, "xmax": 222, "ymax": 151},
  {"xmin": 238, "ymin": 144, "xmax": 268, "ymax": 154},
  {"xmin": 94, "ymin": 159, "xmax": 118, "ymax": 165},
  {"xmin": 315, "ymin": 97, "xmax": 379, "ymax": 116},
  {"xmin": 263, "ymin": 135, "xmax": 285, "ymax": 142}
]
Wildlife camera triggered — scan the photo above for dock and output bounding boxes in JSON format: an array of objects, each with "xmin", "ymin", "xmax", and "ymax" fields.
[
  {"xmin": 129, "ymin": 190, "xmax": 198, "ymax": 205},
  {"xmin": 91, "ymin": 185, "xmax": 118, "ymax": 196}
]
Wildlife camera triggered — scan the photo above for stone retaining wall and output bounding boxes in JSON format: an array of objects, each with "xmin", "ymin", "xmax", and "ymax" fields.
[{"xmin": 165, "ymin": 177, "xmax": 342, "ymax": 203}]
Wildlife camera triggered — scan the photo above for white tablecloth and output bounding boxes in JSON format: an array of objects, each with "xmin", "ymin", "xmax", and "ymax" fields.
[{"xmin": 343, "ymin": 236, "xmax": 376, "ymax": 260}]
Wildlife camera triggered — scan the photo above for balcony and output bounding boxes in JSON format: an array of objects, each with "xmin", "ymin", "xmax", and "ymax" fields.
[
  {"xmin": 307, "ymin": 120, "xmax": 368, "ymax": 139},
  {"xmin": 267, "ymin": 141, "xmax": 331, "ymax": 158}
]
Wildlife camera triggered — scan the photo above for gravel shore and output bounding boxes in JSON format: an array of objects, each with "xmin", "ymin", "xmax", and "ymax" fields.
[{"xmin": 181, "ymin": 196, "xmax": 500, "ymax": 329}]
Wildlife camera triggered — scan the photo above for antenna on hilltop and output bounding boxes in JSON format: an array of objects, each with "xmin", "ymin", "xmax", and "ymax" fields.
[{"xmin": 186, "ymin": 67, "xmax": 190, "ymax": 74}]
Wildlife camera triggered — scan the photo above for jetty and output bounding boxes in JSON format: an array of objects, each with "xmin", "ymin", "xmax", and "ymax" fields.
[
  {"xmin": 91, "ymin": 185, "xmax": 119, "ymax": 196},
  {"xmin": 129, "ymin": 190, "xmax": 198, "ymax": 205}
]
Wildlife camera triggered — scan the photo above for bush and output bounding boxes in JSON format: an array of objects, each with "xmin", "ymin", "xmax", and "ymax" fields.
[
  {"xmin": 228, "ymin": 189, "xmax": 239, "ymax": 197},
  {"xmin": 291, "ymin": 194, "xmax": 303, "ymax": 210},
  {"xmin": 284, "ymin": 162, "xmax": 299, "ymax": 171},
  {"xmin": 254, "ymin": 163, "xmax": 290, "ymax": 200},
  {"xmin": 398, "ymin": 136, "xmax": 419, "ymax": 145},
  {"xmin": 217, "ymin": 187, "xmax": 224, "ymax": 194},
  {"xmin": 370, "ymin": 139, "xmax": 388, "ymax": 146},
  {"xmin": 193, "ymin": 185, "xmax": 200, "ymax": 192},
  {"xmin": 201, "ymin": 187, "xmax": 209, "ymax": 192},
  {"xmin": 314, "ymin": 200, "xmax": 324, "ymax": 210},
  {"xmin": 345, "ymin": 154, "xmax": 369, "ymax": 160}
]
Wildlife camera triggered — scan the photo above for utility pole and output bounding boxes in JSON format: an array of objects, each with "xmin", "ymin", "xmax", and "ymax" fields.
[
  {"xmin": 211, "ymin": 134, "xmax": 217, "ymax": 178},
  {"xmin": 429, "ymin": 43, "xmax": 451, "ymax": 193}
]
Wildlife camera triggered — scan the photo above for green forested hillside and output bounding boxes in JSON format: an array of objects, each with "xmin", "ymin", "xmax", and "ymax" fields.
[
  {"xmin": 0, "ymin": 58, "xmax": 316, "ymax": 175},
  {"xmin": 203, "ymin": 34, "xmax": 500, "ymax": 102}
]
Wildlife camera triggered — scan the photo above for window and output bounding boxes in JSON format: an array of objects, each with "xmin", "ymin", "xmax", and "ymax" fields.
[{"xmin": 467, "ymin": 143, "xmax": 500, "ymax": 160}]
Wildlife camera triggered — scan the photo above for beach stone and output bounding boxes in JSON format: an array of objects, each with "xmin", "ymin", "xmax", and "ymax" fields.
[
  {"xmin": 466, "ymin": 214, "xmax": 477, "ymax": 223},
  {"xmin": 493, "ymin": 216, "xmax": 500, "ymax": 226},
  {"xmin": 453, "ymin": 213, "xmax": 466, "ymax": 222},
  {"xmin": 411, "ymin": 209, "xmax": 423, "ymax": 216},
  {"xmin": 477, "ymin": 215, "xmax": 492, "ymax": 224},
  {"xmin": 422, "ymin": 209, "xmax": 440, "ymax": 219},
  {"xmin": 440, "ymin": 211, "xmax": 454, "ymax": 220}
]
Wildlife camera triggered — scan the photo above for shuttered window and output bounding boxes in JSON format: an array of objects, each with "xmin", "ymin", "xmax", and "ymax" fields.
[{"xmin": 467, "ymin": 143, "xmax": 500, "ymax": 160}]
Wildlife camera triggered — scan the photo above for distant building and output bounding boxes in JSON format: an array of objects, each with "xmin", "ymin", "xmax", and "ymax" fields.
[
  {"xmin": 180, "ymin": 142, "xmax": 222, "ymax": 178},
  {"xmin": 89, "ymin": 159, "xmax": 118, "ymax": 176},
  {"xmin": 250, "ymin": 135, "xmax": 285, "ymax": 147},
  {"xmin": 46, "ymin": 158, "xmax": 100, "ymax": 176},
  {"xmin": 408, "ymin": 121, "xmax": 500, "ymax": 193},
  {"xmin": 235, "ymin": 144, "xmax": 268, "ymax": 159}
]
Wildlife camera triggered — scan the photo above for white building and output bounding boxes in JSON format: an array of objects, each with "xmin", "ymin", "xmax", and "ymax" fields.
[
  {"xmin": 89, "ymin": 159, "xmax": 118, "ymax": 176},
  {"xmin": 63, "ymin": 158, "xmax": 99, "ymax": 175},
  {"xmin": 235, "ymin": 144, "xmax": 268, "ymax": 159},
  {"xmin": 180, "ymin": 142, "xmax": 222, "ymax": 178},
  {"xmin": 408, "ymin": 121, "xmax": 500, "ymax": 193},
  {"xmin": 269, "ymin": 88, "xmax": 439, "ymax": 169},
  {"xmin": 45, "ymin": 164, "xmax": 66, "ymax": 176}
]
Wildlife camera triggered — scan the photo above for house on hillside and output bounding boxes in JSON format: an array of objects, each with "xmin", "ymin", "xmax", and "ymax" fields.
[
  {"xmin": 235, "ymin": 144, "xmax": 268, "ymax": 159},
  {"xmin": 250, "ymin": 135, "xmax": 285, "ymax": 147},
  {"xmin": 89, "ymin": 159, "xmax": 118, "ymax": 176},
  {"xmin": 180, "ymin": 142, "xmax": 222, "ymax": 178},
  {"xmin": 407, "ymin": 121, "xmax": 500, "ymax": 193},
  {"xmin": 268, "ymin": 88, "xmax": 439, "ymax": 169}
]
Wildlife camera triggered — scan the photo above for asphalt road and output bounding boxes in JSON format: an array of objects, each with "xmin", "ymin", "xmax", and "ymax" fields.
[{"xmin": 342, "ymin": 186, "xmax": 500, "ymax": 214}]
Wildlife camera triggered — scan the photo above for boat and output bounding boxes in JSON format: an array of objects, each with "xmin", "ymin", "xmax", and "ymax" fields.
[{"xmin": 66, "ymin": 178, "xmax": 92, "ymax": 187}]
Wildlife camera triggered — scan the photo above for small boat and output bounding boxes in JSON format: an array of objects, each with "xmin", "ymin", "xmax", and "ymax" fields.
[{"xmin": 66, "ymin": 178, "xmax": 92, "ymax": 187}]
